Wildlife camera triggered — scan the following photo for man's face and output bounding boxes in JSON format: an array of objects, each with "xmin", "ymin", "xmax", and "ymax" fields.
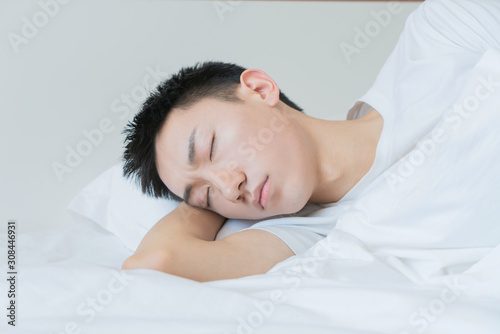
[{"xmin": 155, "ymin": 95, "xmax": 316, "ymax": 220}]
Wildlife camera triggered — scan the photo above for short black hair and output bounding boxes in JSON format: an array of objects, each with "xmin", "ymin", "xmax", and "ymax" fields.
[{"xmin": 122, "ymin": 60, "xmax": 304, "ymax": 202}]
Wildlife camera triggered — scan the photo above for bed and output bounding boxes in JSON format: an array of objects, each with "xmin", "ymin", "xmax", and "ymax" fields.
[{"xmin": 2, "ymin": 46, "xmax": 500, "ymax": 334}]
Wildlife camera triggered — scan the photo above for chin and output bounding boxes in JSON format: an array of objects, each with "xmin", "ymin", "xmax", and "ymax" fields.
[
  {"xmin": 287, "ymin": 195, "xmax": 310, "ymax": 214},
  {"xmin": 270, "ymin": 202, "xmax": 306, "ymax": 218}
]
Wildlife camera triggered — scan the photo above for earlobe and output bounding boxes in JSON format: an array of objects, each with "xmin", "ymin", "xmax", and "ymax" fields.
[{"xmin": 240, "ymin": 69, "xmax": 280, "ymax": 107}]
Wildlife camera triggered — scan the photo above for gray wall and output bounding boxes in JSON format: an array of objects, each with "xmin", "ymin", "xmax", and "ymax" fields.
[{"xmin": 0, "ymin": 0, "xmax": 420, "ymax": 233}]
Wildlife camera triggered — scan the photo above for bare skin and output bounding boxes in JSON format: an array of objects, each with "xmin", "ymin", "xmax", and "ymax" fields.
[{"xmin": 122, "ymin": 69, "xmax": 383, "ymax": 282}]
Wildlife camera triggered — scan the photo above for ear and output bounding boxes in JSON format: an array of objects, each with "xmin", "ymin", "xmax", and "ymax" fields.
[{"xmin": 239, "ymin": 69, "xmax": 280, "ymax": 107}]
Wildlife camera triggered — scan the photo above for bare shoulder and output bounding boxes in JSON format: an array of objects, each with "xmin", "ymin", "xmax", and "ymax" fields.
[{"xmin": 221, "ymin": 228, "xmax": 295, "ymax": 258}]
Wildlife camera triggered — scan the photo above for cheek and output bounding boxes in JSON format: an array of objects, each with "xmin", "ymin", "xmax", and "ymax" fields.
[
  {"xmin": 272, "ymin": 146, "xmax": 312, "ymax": 211},
  {"xmin": 162, "ymin": 165, "xmax": 186, "ymax": 199}
]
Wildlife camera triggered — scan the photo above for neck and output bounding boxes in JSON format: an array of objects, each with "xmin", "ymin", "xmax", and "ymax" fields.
[{"xmin": 299, "ymin": 109, "xmax": 382, "ymax": 204}]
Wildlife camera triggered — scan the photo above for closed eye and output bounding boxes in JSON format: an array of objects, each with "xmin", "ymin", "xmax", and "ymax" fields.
[
  {"xmin": 210, "ymin": 133, "xmax": 216, "ymax": 161},
  {"xmin": 207, "ymin": 133, "xmax": 216, "ymax": 208}
]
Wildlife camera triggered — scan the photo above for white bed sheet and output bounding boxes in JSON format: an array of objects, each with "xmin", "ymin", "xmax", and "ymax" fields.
[
  {"xmin": 3, "ymin": 46, "xmax": 500, "ymax": 334},
  {"xmin": 1, "ymin": 219, "xmax": 499, "ymax": 334}
]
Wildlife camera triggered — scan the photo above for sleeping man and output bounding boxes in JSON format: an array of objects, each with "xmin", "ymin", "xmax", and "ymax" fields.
[{"xmin": 121, "ymin": 0, "xmax": 500, "ymax": 282}]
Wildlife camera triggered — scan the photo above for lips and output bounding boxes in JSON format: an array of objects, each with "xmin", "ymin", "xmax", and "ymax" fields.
[
  {"xmin": 259, "ymin": 176, "xmax": 270, "ymax": 208},
  {"xmin": 253, "ymin": 176, "xmax": 269, "ymax": 210},
  {"xmin": 252, "ymin": 177, "xmax": 267, "ymax": 209}
]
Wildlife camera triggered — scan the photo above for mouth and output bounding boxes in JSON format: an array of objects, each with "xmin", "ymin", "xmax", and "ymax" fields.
[{"xmin": 254, "ymin": 176, "xmax": 270, "ymax": 209}]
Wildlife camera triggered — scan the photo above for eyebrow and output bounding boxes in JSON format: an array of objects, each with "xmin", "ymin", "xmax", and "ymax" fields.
[
  {"xmin": 188, "ymin": 126, "xmax": 197, "ymax": 168},
  {"xmin": 183, "ymin": 127, "xmax": 197, "ymax": 206}
]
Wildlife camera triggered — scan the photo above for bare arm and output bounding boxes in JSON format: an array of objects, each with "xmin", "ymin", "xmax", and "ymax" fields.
[
  {"xmin": 122, "ymin": 201, "xmax": 225, "ymax": 268},
  {"xmin": 121, "ymin": 201, "xmax": 294, "ymax": 282}
]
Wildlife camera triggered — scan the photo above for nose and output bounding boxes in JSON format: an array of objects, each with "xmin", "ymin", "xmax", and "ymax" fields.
[{"xmin": 209, "ymin": 169, "xmax": 245, "ymax": 202}]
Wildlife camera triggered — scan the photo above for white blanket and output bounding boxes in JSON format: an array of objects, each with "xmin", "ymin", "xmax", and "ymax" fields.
[{"xmin": 2, "ymin": 48, "xmax": 500, "ymax": 334}]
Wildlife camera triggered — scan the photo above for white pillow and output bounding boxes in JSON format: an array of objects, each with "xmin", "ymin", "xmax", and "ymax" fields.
[{"xmin": 67, "ymin": 162, "xmax": 257, "ymax": 251}]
